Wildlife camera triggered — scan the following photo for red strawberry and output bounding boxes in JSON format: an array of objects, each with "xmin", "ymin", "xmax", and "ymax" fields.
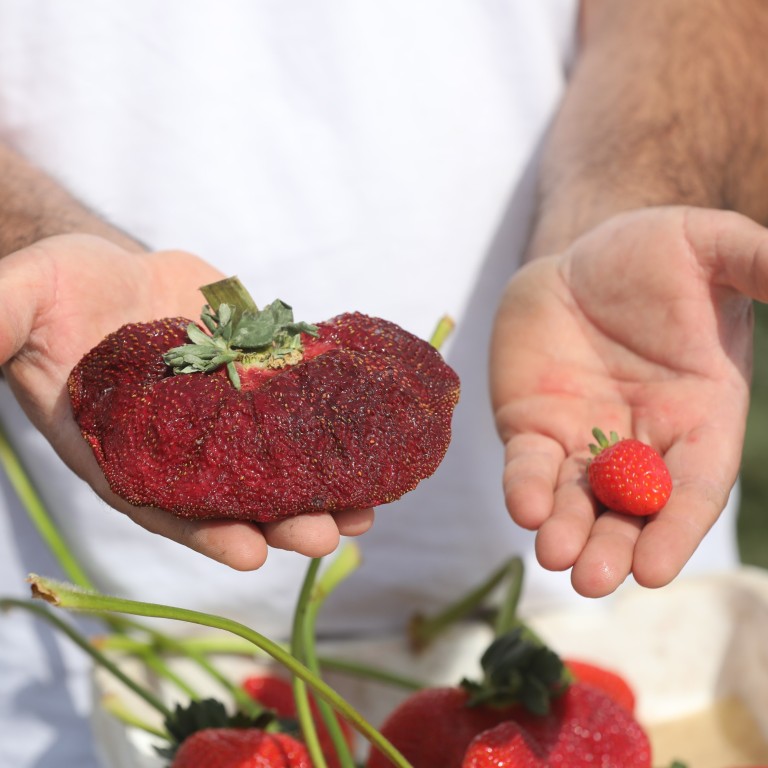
[
  {"xmin": 459, "ymin": 684, "xmax": 651, "ymax": 768},
  {"xmin": 366, "ymin": 627, "xmax": 571, "ymax": 768},
  {"xmin": 462, "ymin": 721, "xmax": 546, "ymax": 768},
  {"xmin": 242, "ymin": 673, "xmax": 297, "ymax": 716},
  {"xmin": 67, "ymin": 277, "xmax": 459, "ymax": 522},
  {"xmin": 242, "ymin": 673, "xmax": 355, "ymax": 767},
  {"xmin": 564, "ymin": 658, "xmax": 636, "ymax": 712},
  {"xmin": 541, "ymin": 682, "xmax": 651, "ymax": 767},
  {"xmin": 365, "ymin": 686, "xmax": 535, "ymax": 768},
  {"xmin": 587, "ymin": 428, "xmax": 672, "ymax": 516},
  {"xmin": 170, "ymin": 727, "xmax": 311, "ymax": 767}
]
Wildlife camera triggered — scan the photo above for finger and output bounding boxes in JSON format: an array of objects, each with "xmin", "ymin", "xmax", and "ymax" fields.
[
  {"xmin": 125, "ymin": 508, "xmax": 270, "ymax": 571},
  {"xmin": 631, "ymin": 425, "xmax": 737, "ymax": 587},
  {"xmin": 569, "ymin": 511, "xmax": 644, "ymax": 597},
  {"xmin": 631, "ymin": 481, "xmax": 727, "ymax": 588},
  {"xmin": 535, "ymin": 467, "xmax": 596, "ymax": 571},
  {"xmin": 0, "ymin": 248, "xmax": 50, "ymax": 364},
  {"xmin": 502, "ymin": 434, "xmax": 565, "ymax": 529},
  {"xmin": 261, "ymin": 513, "xmax": 342, "ymax": 557},
  {"xmin": 333, "ymin": 507, "xmax": 375, "ymax": 537},
  {"xmin": 690, "ymin": 208, "xmax": 768, "ymax": 300}
]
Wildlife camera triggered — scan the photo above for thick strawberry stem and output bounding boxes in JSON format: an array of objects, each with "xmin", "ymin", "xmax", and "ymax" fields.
[
  {"xmin": 428, "ymin": 315, "xmax": 455, "ymax": 350},
  {"xmin": 460, "ymin": 560, "xmax": 571, "ymax": 715},
  {"xmin": 291, "ymin": 558, "xmax": 328, "ymax": 768},
  {"xmin": 0, "ymin": 598, "xmax": 174, "ymax": 722},
  {"xmin": 0, "ymin": 415, "xmax": 271, "ymax": 711},
  {"xmin": 0, "ymin": 421, "xmax": 92, "ymax": 589},
  {"xmin": 292, "ymin": 548, "xmax": 361, "ymax": 768},
  {"xmin": 29, "ymin": 574, "xmax": 415, "ymax": 768},
  {"xmin": 408, "ymin": 556, "xmax": 522, "ymax": 652},
  {"xmin": 100, "ymin": 693, "xmax": 169, "ymax": 739}
]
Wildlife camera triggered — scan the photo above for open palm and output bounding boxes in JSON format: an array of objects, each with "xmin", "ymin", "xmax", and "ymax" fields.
[
  {"xmin": 492, "ymin": 207, "xmax": 766, "ymax": 596},
  {"xmin": 0, "ymin": 234, "xmax": 372, "ymax": 568}
]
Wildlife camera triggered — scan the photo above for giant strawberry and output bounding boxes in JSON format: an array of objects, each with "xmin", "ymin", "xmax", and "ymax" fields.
[{"xmin": 68, "ymin": 277, "xmax": 460, "ymax": 521}]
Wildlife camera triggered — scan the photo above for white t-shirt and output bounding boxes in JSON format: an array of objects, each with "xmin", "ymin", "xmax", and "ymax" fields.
[{"xmin": 0, "ymin": 3, "xmax": 739, "ymax": 766}]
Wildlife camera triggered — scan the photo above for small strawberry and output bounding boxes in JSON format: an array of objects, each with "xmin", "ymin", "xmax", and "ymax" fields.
[
  {"xmin": 170, "ymin": 727, "xmax": 311, "ymax": 767},
  {"xmin": 563, "ymin": 658, "xmax": 636, "ymax": 712},
  {"xmin": 67, "ymin": 277, "xmax": 460, "ymax": 522},
  {"xmin": 587, "ymin": 427, "xmax": 672, "ymax": 515},
  {"xmin": 462, "ymin": 722, "xmax": 546, "ymax": 768},
  {"xmin": 242, "ymin": 672, "xmax": 355, "ymax": 767}
]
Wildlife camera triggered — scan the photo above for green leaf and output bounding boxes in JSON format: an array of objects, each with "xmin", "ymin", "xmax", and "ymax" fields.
[
  {"xmin": 462, "ymin": 627, "xmax": 569, "ymax": 713},
  {"xmin": 186, "ymin": 324, "xmax": 213, "ymax": 346}
]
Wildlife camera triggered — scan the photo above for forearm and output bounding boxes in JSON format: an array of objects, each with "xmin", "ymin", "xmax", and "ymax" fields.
[
  {"xmin": 527, "ymin": 0, "xmax": 768, "ymax": 259},
  {"xmin": 0, "ymin": 143, "xmax": 145, "ymax": 256}
]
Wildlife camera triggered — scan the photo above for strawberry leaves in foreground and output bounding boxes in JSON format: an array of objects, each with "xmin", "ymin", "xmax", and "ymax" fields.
[
  {"xmin": 157, "ymin": 697, "xmax": 296, "ymax": 761},
  {"xmin": 461, "ymin": 627, "xmax": 570, "ymax": 715}
]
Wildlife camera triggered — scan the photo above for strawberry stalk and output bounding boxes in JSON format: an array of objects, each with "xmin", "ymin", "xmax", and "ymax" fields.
[
  {"xmin": 0, "ymin": 415, "xmax": 270, "ymax": 713},
  {"xmin": 100, "ymin": 693, "xmax": 169, "ymax": 739},
  {"xmin": 28, "ymin": 574, "xmax": 415, "ymax": 768},
  {"xmin": 408, "ymin": 556, "xmax": 522, "ymax": 651},
  {"xmin": 0, "ymin": 597, "xmax": 174, "ymax": 722},
  {"xmin": 428, "ymin": 315, "xmax": 455, "ymax": 350},
  {"xmin": 291, "ymin": 558, "xmax": 328, "ymax": 768},
  {"xmin": 291, "ymin": 547, "xmax": 361, "ymax": 768},
  {"xmin": 0, "ymin": 421, "xmax": 91, "ymax": 589},
  {"xmin": 97, "ymin": 632, "xmax": 428, "ymax": 691}
]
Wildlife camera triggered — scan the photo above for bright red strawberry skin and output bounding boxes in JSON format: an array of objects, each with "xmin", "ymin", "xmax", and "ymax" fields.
[
  {"xmin": 588, "ymin": 437, "xmax": 672, "ymax": 515},
  {"xmin": 366, "ymin": 683, "xmax": 651, "ymax": 768},
  {"xmin": 564, "ymin": 659, "xmax": 636, "ymax": 712},
  {"xmin": 543, "ymin": 683, "xmax": 651, "ymax": 766},
  {"xmin": 242, "ymin": 673, "xmax": 355, "ymax": 767},
  {"xmin": 171, "ymin": 728, "xmax": 311, "ymax": 768},
  {"xmin": 365, "ymin": 687, "xmax": 550, "ymax": 768},
  {"xmin": 462, "ymin": 722, "xmax": 546, "ymax": 768},
  {"xmin": 68, "ymin": 312, "xmax": 459, "ymax": 522}
]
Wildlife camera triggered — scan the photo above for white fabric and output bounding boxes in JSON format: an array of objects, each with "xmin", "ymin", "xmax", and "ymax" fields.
[{"xmin": 0, "ymin": 2, "xmax": 739, "ymax": 767}]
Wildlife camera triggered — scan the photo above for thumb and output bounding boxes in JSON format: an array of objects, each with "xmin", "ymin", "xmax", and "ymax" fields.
[
  {"xmin": 0, "ymin": 246, "xmax": 53, "ymax": 366},
  {"xmin": 690, "ymin": 207, "xmax": 768, "ymax": 301}
]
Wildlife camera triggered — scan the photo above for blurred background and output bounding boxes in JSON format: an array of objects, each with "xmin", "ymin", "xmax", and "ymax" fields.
[{"xmin": 739, "ymin": 301, "xmax": 768, "ymax": 569}]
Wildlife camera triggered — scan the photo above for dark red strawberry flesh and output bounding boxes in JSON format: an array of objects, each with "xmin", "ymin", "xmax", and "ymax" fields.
[{"xmin": 67, "ymin": 279, "xmax": 460, "ymax": 522}]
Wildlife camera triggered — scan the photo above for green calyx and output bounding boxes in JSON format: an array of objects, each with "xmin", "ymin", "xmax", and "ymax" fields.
[
  {"xmin": 157, "ymin": 698, "xmax": 296, "ymax": 760},
  {"xmin": 163, "ymin": 277, "xmax": 319, "ymax": 390},
  {"xmin": 588, "ymin": 427, "xmax": 621, "ymax": 456},
  {"xmin": 460, "ymin": 626, "xmax": 571, "ymax": 715}
]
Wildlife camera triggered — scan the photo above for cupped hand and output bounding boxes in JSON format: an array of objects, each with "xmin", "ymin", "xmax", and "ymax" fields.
[
  {"xmin": 492, "ymin": 206, "xmax": 768, "ymax": 596},
  {"xmin": 0, "ymin": 234, "xmax": 372, "ymax": 569}
]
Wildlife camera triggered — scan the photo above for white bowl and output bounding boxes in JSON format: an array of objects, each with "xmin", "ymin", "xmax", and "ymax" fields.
[{"xmin": 91, "ymin": 566, "xmax": 768, "ymax": 767}]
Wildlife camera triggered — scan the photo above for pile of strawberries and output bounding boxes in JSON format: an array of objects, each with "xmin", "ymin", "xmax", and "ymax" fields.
[
  {"xmin": 365, "ymin": 630, "xmax": 650, "ymax": 768},
  {"xmin": 168, "ymin": 652, "xmax": 648, "ymax": 768}
]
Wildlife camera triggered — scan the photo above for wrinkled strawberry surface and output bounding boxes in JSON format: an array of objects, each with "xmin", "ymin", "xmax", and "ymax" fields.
[{"xmin": 68, "ymin": 313, "xmax": 459, "ymax": 522}]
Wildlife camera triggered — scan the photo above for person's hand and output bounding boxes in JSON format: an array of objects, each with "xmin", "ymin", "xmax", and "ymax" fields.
[
  {"xmin": 491, "ymin": 206, "xmax": 766, "ymax": 596},
  {"xmin": 0, "ymin": 234, "xmax": 373, "ymax": 568}
]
